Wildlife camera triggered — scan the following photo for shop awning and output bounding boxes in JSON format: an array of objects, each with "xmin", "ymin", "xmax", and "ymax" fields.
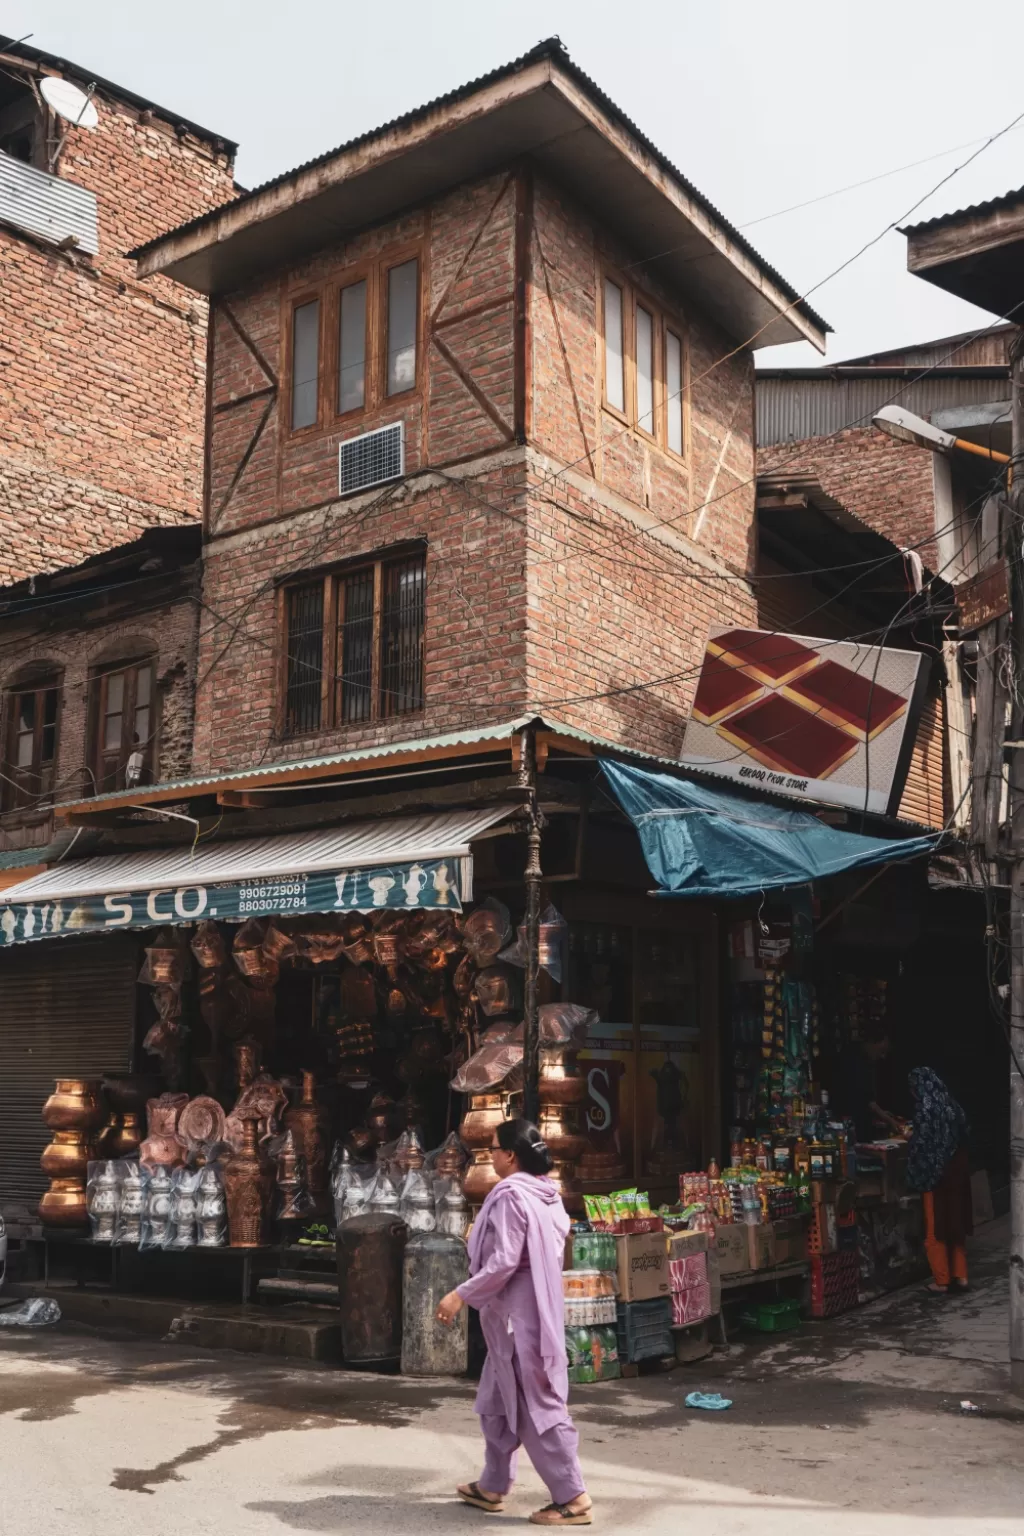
[
  {"xmin": 0, "ymin": 806, "xmax": 517, "ymax": 945},
  {"xmin": 600, "ymin": 760, "xmax": 939, "ymax": 899}
]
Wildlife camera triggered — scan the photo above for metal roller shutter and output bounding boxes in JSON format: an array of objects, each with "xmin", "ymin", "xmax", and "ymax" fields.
[{"xmin": 0, "ymin": 937, "xmax": 137, "ymax": 1217}]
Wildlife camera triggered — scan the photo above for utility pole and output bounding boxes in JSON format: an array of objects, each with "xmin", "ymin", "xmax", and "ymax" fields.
[
  {"xmin": 519, "ymin": 724, "xmax": 543, "ymax": 1125},
  {"xmin": 1008, "ymin": 333, "xmax": 1024, "ymax": 1394}
]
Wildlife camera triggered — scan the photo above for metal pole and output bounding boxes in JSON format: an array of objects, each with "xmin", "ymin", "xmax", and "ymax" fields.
[
  {"xmin": 1008, "ymin": 332, "xmax": 1024, "ymax": 1394},
  {"xmin": 519, "ymin": 725, "xmax": 542, "ymax": 1124}
]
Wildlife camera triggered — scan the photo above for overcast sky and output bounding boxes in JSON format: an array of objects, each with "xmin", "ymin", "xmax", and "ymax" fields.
[{"xmin": 8, "ymin": 0, "xmax": 1024, "ymax": 364}]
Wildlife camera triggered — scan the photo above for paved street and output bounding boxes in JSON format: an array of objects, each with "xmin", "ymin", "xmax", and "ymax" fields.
[{"xmin": 0, "ymin": 1220, "xmax": 1020, "ymax": 1535}]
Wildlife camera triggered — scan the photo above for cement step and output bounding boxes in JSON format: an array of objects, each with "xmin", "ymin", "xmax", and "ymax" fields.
[
  {"xmin": 258, "ymin": 1276, "xmax": 340, "ymax": 1305},
  {"xmin": 3, "ymin": 1281, "xmax": 342, "ymax": 1362}
]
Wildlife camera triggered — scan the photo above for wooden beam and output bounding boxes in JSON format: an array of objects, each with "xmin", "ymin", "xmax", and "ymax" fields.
[{"xmin": 907, "ymin": 201, "xmax": 1024, "ymax": 275}]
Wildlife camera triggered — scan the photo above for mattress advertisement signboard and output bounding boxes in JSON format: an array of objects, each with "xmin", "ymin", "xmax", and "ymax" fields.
[{"xmin": 679, "ymin": 627, "xmax": 927, "ymax": 815}]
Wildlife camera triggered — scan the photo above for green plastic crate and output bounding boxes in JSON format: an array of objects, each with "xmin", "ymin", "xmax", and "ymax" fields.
[{"xmin": 739, "ymin": 1299, "xmax": 802, "ymax": 1334}]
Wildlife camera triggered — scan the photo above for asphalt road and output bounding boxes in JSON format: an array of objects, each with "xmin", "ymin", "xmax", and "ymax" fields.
[{"xmin": 0, "ymin": 1222, "xmax": 1020, "ymax": 1535}]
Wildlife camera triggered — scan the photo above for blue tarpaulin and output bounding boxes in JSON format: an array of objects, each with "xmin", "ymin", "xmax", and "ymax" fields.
[{"xmin": 600, "ymin": 760, "xmax": 939, "ymax": 899}]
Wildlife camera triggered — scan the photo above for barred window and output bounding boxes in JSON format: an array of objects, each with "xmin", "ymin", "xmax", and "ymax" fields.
[
  {"xmin": 282, "ymin": 550, "xmax": 425, "ymax": 737},
  {"xmin": 3, "ymin": 672, "xmax": 61, "ymax": 811}
]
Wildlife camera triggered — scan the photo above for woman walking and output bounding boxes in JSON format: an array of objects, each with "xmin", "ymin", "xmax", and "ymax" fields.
[
  {"xmin": 436, "ymin": 1119, "xmax": 592, "ymax": 1526},
  {"xmin": 906, "ymin": 1067, "xmax": 971, "ymax": 1294}
]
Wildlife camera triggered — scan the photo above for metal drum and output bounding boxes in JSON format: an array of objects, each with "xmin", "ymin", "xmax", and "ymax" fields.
[
  {"xmin": 336, "ymin": 1213, "xmax": 408, "ymax": 1366},
  {"xmin": 401, "ymin": 1232, "xmax": 469, "ymax": 1377}
]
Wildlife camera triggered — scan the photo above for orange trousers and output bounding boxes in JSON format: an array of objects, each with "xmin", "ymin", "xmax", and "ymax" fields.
[{"xmin": 922, "ymin": 1191, "xmax": 968, "ymax": 1288}]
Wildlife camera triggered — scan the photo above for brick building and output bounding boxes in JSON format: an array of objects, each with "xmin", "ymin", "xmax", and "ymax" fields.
[
  {"xmin": 128, "ymin": 39, "xmax": 826, "ymax": 773},
  {"xmin": 0, "ymin": 526, "xmax": 201, "ymax": 860},
  {"xmin": 0, "ymin": 36, "xmax": 236, "ymax": 583}
]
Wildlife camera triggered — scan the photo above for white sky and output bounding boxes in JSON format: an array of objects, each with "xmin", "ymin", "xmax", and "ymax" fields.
[{"xmin": 7, "ymin": 0, "xmax": 1024, "ymax": 364}]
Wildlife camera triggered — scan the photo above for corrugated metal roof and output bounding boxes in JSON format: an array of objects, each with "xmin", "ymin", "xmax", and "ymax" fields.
[
  {"xmin": 127, "ymin": 37, "xmax": 827, "ymax": 337},
  {"xmin": 756, "ymin": 371, "xmax": 1010, "ymax": 448},
  {"xmin": 0, "ymin": 805, "xmax": 516, "ymax": 902},
  {"xmin": 54, "ymin": 716, "xmax": 537, "ymax": 813},
  {"xmin": 901, "ymin": 185, "xmax": 1024, "ymax": 236},
  {"xmin": 0, "ymin": 151, "xmax": 99, "ymax": 253}
]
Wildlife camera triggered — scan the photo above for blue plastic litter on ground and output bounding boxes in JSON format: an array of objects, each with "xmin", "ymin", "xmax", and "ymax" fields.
[{"xmin": 685, "ymin": 1391, "xmax": 733, "ymax": 1411}]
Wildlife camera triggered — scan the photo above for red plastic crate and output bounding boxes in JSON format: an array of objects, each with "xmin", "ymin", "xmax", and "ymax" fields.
[{"xmin": 810, "ymin": 1251, "xmax": 859, "ymax": 1318}]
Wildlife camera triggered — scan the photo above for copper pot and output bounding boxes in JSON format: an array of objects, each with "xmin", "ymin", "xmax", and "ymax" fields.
[
  {"xmin": 283, "ymin": 1069, "xmax": 329, "ymax": 1195},
  {"xmin": 463, "ymin": 1154, "xmax": 501, "ymax": 1206},
  {"xmin": 42, "ymin": 1079, "xmax": 106, "ymax": 1134},
  {"xmin": 223, "ymin": 1116, "xmax": 273, "ymax": 1247},
  {"xmin": 459, "ymin": 1092, "xmax": 509, "ymax": 1151},
  {"xmin": 146, "ymin": 945, "xmax": 185, "ymax": 986},
  {"xmin": 366, "ymin": 1093, "xmax": 398, "ymax": 1146},
  {"xmin": 108, "ymin": 1111, "xmax": 143, "ymax": 1160},
  {"xmin": 140, "ymin": 1092, "xmax": 188, "ymax": 1167},
  {"xmin": 537, "ymin": 1103, "xmax": 588, "ymax": 1162},
  {"xmin": 40, "ymin": 1129, "xmax": 94, "ymax": 1181},
  {"xmin": 39, "ymin": 1177, "xmax": 90, "ymax": 1226},
  {"xmin": 538, "ymin": 1046, "xmax": 589, "ymax": 1107}
]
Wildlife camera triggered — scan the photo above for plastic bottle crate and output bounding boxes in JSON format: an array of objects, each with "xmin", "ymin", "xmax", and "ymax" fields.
[
  {"xmin": 616, "ymin": 1298, "xmax": 673, "ymax": 1363},
  {"xmin": 810, "ymin": 1252, "xmax": 859, "ymax": 1318},
  {"xmin": 739, "ymin": 1298, "xmax": 802, "ymax": 1334}
]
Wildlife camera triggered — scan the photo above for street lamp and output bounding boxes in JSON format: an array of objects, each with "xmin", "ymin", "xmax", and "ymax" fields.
[{"xmin": 872, "ymin": 404, "xmax": 1010, "ymax": 464}]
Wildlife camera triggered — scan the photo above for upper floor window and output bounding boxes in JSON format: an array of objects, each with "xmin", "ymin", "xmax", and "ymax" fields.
[
  {"xmin": 283, "ymin": 549, "xmax": 426, "ymax": 737},
  {"xmin": 2, "ymin": 672, "xmax": 61, "ymax": 812},
  {"xmin": 287, "ymin": 249, "xmax": 421, "ymax": 433},
  {"xmin": 601, "ymin": 272, "xmax": 688, "ymax": 458},
  {"xmin": 88, "ymin": 657, "xmax": 155, "ymax": 795}
]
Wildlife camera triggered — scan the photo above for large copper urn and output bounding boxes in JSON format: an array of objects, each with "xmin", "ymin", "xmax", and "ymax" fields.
[
  {"xmin": 283, "ymin": 1069, "xmax": 329, "ymax": 1196},
  {"xmin": 223, "ymin": 1116, "xmax": 274, "ymax": 1247},
  {"xmin": 38, "ymin": 1079, "xmax": 105, "ymax": 1227},
  {"xmin": 459, "ymin": 1092, "xmax": 511, "ymax": 1207}
]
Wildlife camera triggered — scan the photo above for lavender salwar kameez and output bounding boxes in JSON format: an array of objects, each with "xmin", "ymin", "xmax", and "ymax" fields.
[{"xmin": 457, "ymin": 1172, "xmax": 585, "ymax": 1506}]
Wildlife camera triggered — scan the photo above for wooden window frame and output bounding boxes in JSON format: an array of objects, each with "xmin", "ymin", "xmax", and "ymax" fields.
[
  {"xmin": 2, "ymin": 673, "xmax": 62, "ymax": 812},
  {"xmin": 599, "ymin": 265, "xmax": 690, "ymax": 459},
  {"xmin": 279, "ymin": 546, "xmax": 426, "ymax": 739},
  {"xmin": 86, "ymin": 656, "xmax": 158, "ymax": 797},
  {"xmin": 282, "ymin": 241, "xmax": 425, "ymax": 438}
]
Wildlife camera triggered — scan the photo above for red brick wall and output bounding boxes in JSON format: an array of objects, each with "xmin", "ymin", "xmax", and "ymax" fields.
[
  {"xmin": 0, "ymin": 575, "xmax": 201, "ymax": 850},
  {"xmin": 759, "ymin": 430, "xmax": 937, "ymax": 568},
  {"xmin": 0, "ymin": 83, "xmax": 235, "ymax": 582},
  {"xmin": 198, "ymin": 168, "xmax": 759, "ymax": 769}
]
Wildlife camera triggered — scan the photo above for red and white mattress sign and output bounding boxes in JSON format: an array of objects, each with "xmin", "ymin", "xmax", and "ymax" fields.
[{"xmin": 679, "ymin": 627, "xmax": 926, "ymax": 816}]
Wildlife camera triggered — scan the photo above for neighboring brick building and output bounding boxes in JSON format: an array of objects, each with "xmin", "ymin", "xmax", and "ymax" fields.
[
  {"xmin": 0, "ymin": 36, "xmax": 237, "ymax": 583},
  {"xmin": 0, "ymin": 526, "xmax": 201, "ymax": 856},
  {"xmin": 131, "ymin": 39, "xmax": 825, "ymax": 773}
]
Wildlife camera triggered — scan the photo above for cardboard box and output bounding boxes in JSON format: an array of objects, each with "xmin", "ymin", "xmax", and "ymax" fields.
[
  {"xmin": 615, "ymin": 1215, "xmax": 664, "ymax": 1235},
  {"xmin": 667, "ymin": 1229, "xmax": 709, "ymax": 1261},
  {"xmin": 615, "ymin": 1231, "xmax": 670, "ymax": 1302},
  {"xmin": 747, "ymin": 1222, "xmax": 777, "ymax": 1271},
  {"xmin": 706, "ymin": 1248, "xmax": 722, "ymax": 1315},
  {"xmin": 811, "ymin": 1203, "xmax": 837, "ymax": 1255},
  {"xmin": 714, "ymin": 1223, "xmax": 749, "ymax": 1276},
  {"xmin": 773, "ymin": 1217, "xmax": 808, "ymax": 1266}
]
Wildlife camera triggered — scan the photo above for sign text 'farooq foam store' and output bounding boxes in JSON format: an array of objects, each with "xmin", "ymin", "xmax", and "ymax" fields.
[{"xmin": 678, "ymin": 628, "xmax": 927, "ymax": 816}]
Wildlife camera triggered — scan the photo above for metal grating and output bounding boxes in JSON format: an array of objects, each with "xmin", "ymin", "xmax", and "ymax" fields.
[
  {"xmin": 381, "ymin": 554, "xmax": 426, "ymax": 716},
  {"xmin": 0, "ymin": 151, "xmax": 99, "ymax": 254},
  {"xmin": 0, "ymin": 937, "xmax": 136, "ymax": 1214},
  {"xmin": 286, "ymin": 582, "xmax": 324, "ymax": 735},
  {"xmin": 339, "ymin": 421, "xmax": 404, "ymax": 496}
]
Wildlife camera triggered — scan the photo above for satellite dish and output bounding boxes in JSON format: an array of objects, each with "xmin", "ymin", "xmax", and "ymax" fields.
[{"xmin": 40, "ymin": 77, "xmax": 99, "ymax": 131}]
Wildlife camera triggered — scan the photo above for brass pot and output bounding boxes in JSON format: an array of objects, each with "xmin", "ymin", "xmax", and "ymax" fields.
[
  {"xmin": 283, "ymin": 1069, "xmax": 329, "ymax": 1195},
  {"xmin": 538, "ymin": 1047, "xmax": 589, "ymax": 1107},
  {"xmin": 537, "ymin": 1103, "xmax": 589, "ymax": 1162},
  {"xmin": 223, "ymin": 1116, "xmax": 273, "ymax": 1247},
  {"xmin": 41, "ymin": 1079, "xmax": 106, "ymax": 1134},
  {"xmin": 40, "ymin": 1129, "xmax": 93, "ymax": 1181},
  {"xmin": 38, "ymin": 1177, "xmax": 89, "ymax": 1227}
]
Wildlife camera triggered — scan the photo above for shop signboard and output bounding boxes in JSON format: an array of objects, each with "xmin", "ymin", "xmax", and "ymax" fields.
[
  {"xmin": 0, "ymin": 857, "xmax": 463, "ymax": 946},
  {"xmin": 679, "ymin": 626, "xmax": 927, "ymax": 815}
]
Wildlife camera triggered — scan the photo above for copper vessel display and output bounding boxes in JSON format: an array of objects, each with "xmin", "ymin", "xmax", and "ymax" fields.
[
  {"xmin": 140, "ymin": 1093, "xmax": 188, "ymax": 1167},
  {"xmin": 235, "ymin": 1040, "xmax": 261, "ymax": 1091},
  {"xmin": 144, "ymin": 942, "xmax": 186, "ymax": 987},
  {"xmin": 223, "ymin": 1116, "xmax": 273, "ymax": 1247},
  {"xmin": 537, "ymin": 1046, "xmax": 589, "ymax": 1107},
  {"xmin": 40, "ymin": 1129, "xmax": 93, "ymax": 1182},
  {"xmin": 577, "ymin": 1148, "xmax": 628, "ymax": 1184},
  {"xmin": 107, "ymin": 1112, "xmax": 143, "ymax": 1160},
  {"xmin": 366, "ymin": 1092, "xmax": 399, "ymax": 1146},
  {"xmin": 39, "ymin": 1177, "xmax": 90, "ymax": 1227},
  {"xmin": 41, "ymin": 1079, "xmax": 105, "ymax": 1134},
  {"xmin": 459, "ymin": 1092, "xmax": 511, "ymax": 1206},
  {"xmin": 283, "ymin": 1070, "xmax": 328, "ymax": 1195},
  {"xmin": 275, "ymin": 1130, "xmax": 308, "ymax": 1222}
]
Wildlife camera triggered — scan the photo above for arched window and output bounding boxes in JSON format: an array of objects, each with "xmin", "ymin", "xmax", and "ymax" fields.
[
  {"xmin": 3, "ymin": 668, "xmax": 62, "ymax": 812},
  {"xmin": 87, "ymin": 655, "xmax": 156, "ymax": 795}
]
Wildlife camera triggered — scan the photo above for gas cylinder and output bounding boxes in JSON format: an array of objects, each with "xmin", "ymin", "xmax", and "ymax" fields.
[
  {"xmin": 400, "ymin": 1232, "xmax": 469, "ymax": 1376},
  {"xmin": 336, "ymin": 1212, "xmax": 407, "ymax": 1365}
]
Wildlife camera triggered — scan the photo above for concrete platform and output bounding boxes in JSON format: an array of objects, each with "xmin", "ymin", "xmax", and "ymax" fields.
[{"xmin": 2, "ymin": 1281, "xmax": 343, "ymax": 1362}]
